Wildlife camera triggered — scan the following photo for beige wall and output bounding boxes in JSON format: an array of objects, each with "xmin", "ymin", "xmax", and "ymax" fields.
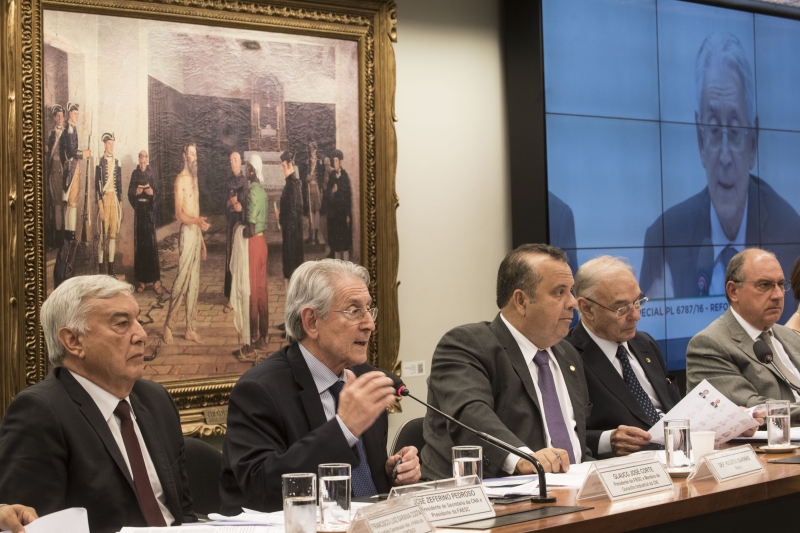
[{"xmin": 389, "ymin": 0, "xmax": 511, "ymax": 448}]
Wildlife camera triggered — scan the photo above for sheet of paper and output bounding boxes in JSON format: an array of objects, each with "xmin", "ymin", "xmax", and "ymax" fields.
[
  {"xmin": 119, "ymin": 527, "xmax": 273, "ymax": 533},
  {"xmin": 481, "ymin": 474, "xmax": 538, "ymax": 488},
  {"xmin": 1, "ymin": 508, "xmax": 89, "ymax": 533},
  {"xmin": 208, "ymin": 502, "xmax": 373, "ymax": 527},
  {"xmin": 733, "ymin": 427, "xmax": 800, "ymax": 441},
  {"xmin": 648, "ymin": 379, "xmax": 759, "ymax": 446},
  {"xmin": 482, "ymin": 462, "xmax": 592, "ymax": 496}
]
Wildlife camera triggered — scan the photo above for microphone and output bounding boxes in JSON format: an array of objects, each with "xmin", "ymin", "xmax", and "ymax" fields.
[
  {"xmin": 380, "ymin": 369, "xmax": 557, "ymax": 503},
  {"xmin": 753, "ymin": 339, "xmax": 800, "ymax": 393}
]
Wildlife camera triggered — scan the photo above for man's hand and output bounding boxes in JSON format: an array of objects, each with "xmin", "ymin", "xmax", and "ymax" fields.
[
  {"xmin": 195, "ymin": 216, "xmax": 211, "ymax": 232},
  {"xmin": 201, "ymin": 239, "xmax": 208, "ymax": 261},
  {"xmin": 338, "ymin": 370, "xmax": 396, "ymax": 438},
  {"xmin": 243, "ymin": 224, "xmax": 254, "ymax": 238},
  {"xmin": 611, "ymin": 425, "xmax": 652, "ymax": 456},
  {"xmin": 386, "ymin": 446, "xmax": 421, "ymax": 486},
  {"xmin": 515, "ymin": 447, "xmax": 570, "ymax": 474},
  {"xmin": 83, "ymin": 149, "xmax": 91, "ymax": 159},
  {"xmin": 737, "ymin": 406, "xmax": 765, "ymax": 438},
  {"xmin": 0, "ymin": 504, "xmax": 38, "ymax": 533},
  {"xmin": 98, "ymin": 202, "xmax": 105, "ymax": 221},
  {"xmin": 136, "ymin": 186, "xmax": 144, "ymax": 195}
]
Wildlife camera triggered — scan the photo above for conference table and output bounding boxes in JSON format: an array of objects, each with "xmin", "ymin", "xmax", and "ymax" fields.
[{"xmin": 441, "ymin": 447, "xmax": 800, "ymax": 533}]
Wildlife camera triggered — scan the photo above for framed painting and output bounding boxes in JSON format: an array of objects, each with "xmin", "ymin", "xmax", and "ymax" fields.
[{"xmin": 0, "ymin": 0, "xmax": 401, "ymax": 434}]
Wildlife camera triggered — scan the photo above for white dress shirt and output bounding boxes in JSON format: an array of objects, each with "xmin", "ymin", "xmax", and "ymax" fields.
[
  {"xmin": 582, "ymin": 323, "xmax": 664, "ymax": 455},
  {"xmin": 298, "ymin": 343, "xmax": 359, "ymax": 446},
  {"xmin": 68, "ymin": 370, "xmax": 175, "ymax": 526},
  {"xmin": 709, "ymin": 198, "xmax": 748, "ymax": 295},
  {"xmin": 499, "ymin": 314, "xmax": 582, "ymax": 473},
  {"xmin": 730, "ymin": 308, "xmax": 800, "ymax": 401}
]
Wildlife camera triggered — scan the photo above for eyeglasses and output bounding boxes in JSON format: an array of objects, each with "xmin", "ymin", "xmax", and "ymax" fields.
[
  {"xmin": 732, "ymin": 280, "xmax": 790, "ymax": 293},
  {"xmin": 331, "ymin": 307, "xmax": 378, "ymax": 322},
  {"xmin": 584, "ymin": 296, "xmax": 648, "ymax": 318},
  {"xmin": 698, "ymin": 125, "xmax": 752, "ymax": 152}
]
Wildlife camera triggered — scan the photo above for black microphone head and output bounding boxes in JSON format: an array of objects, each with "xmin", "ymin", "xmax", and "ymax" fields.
[
  {"xmin": 379, "ymin": 368, "xmax": 408, "ymax": 396},
  {"xmin": 753, "ymin": 338, "xmax": 774, "ymax": 364}
]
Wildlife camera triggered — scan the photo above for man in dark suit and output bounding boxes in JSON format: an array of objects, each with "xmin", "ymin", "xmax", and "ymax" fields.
[
  {"xmin": 640, "ymin": 32, "xmax": 800, "ymax": 299},
  {"xmin": 548, "ymin": 192, "xmax": 578, "ymax": 274},
  {"xmin": 421, "ymin": 244, "xmax": 593, "ymax": 480},
  {"xmin": 220, "ymin": 259, "xmax": 421, "ymax": 514},
  {"xmin": 567, "ymin": 256, "xmax": 681, "ymax": 458},
  {"xmin": 0, "ymin": 275, "xmax": 196, "ymax": 533}
]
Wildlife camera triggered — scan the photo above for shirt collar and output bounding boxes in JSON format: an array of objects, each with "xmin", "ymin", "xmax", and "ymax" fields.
[
  {"xmin": 710, "ymin": 196, "xmax": 748, "ymax": 262},
  {"xmin": 499, "ymin": 313, "xmax": 546, "ymax": 365},
  {"xmin": 730, "ymin": 307, "xmax": 771, "ymax": 340},
  {"xmin": 581, "ymin": 320, "xmax": 629, "ymax": 361},
  {"xmin": 298, "ymin": 342, "xmax": 347, "ymax": 393},
  {"xmin": 68, "ymin": 369, "xmax": 132, "ymax": 422}
]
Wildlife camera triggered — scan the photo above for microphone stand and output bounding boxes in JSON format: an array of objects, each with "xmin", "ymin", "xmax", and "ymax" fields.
[{"xmin": 401, "ymin": 390, "xmax": 557, "ymax": 503}]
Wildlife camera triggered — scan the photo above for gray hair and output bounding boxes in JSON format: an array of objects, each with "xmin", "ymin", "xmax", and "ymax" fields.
[
  {"xmin": 285, "ymin": 259, "xmax": 370, "ymax": 343},
  {"xmin": 41, "ymin": 275, "xmax": 134, "ymax": 366},
  {"xmin": 696, "ymin": 32, "xmax": 756, "ymax": 128},
  {"xmin": 725, "ymin": 248, "xmax": 776, "ymax": 303},
  {"xmin": 574, "ymin": 255, "xmax": 636, "ymax": 300}
]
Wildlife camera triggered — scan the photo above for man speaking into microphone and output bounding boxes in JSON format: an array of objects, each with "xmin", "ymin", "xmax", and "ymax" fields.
[{"xmin": 421, "ymin": 244, "xmax": 593, "ymax": 480}]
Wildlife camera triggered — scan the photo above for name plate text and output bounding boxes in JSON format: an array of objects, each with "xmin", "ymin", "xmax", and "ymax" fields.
[
  {"xmin": 688, "ymin": 445, "xmax": 764, "ymax": 483},
  {"xmin": 411, "ymin": 485, "xmax": 494, "ymax": 526},
  {"xmin": 366, "ymin": 505, "xmax": 433, "ymax": 533},
  {"xmin": 578, "ymin": 453, "xmax": 673, "ymax": 501}
]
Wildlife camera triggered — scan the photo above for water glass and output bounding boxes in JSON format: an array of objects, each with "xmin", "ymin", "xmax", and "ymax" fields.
[
  {"xmin": 452, "ymin": 445, "xmax": 482, "ymax": 480},
  {"xmin": 318, "ymin": 463, "xmax": 351, "ymax": 531},
  {"xmin": 283, "ymin": 473, "xmax": 316, "ymax": 533},
  {"xmin": 664, "ymin": 419, "xmax": 691, "ymax": 469},
  {"xmin": 767, "ymin": 400, "xmax": 791, "ymax": 448}
]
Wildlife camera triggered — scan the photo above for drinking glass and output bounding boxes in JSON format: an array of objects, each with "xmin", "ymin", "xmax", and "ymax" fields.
[
  {"xmin": 767, "ymin": 400, "xmax": 791, "ymax": 448},
  {"xmin": 283, "ymin": 473, "xmax": 316, "ymax": 533},
  {"xmin": 452, "ymin": 445, "xmax": 482, "ymax": 480},
  {"xmin": 318, "ymin": 463, "xmax": 351, "ymax": 531},
  {"xmin": 664, "ymin": 419, "xmax": 691, "ymax": 469}
]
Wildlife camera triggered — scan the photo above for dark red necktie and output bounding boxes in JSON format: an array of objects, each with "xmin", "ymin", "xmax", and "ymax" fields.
[{"xmin": 114, "ymin": 400, "xmax": 167, "ymax": 527}]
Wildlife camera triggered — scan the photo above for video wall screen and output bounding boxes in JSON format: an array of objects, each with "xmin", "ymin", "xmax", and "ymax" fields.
[{"xmin": 543, "ymin": 0, "xmax": 800, "ymax": 370}]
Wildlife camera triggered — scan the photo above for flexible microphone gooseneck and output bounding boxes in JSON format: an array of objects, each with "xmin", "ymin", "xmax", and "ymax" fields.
[
  {"xmin": 753, "ymin": 339, "xmax": 800, "ymax": 394},
  {"xmin": 381, "ymin": 370, "xmax": 557, "ymax": 503}
]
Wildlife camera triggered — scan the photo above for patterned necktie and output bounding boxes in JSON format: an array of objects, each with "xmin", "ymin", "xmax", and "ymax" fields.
[
  {"xmin": 532, "ymin": 350, "xmax": 576, "ymax": 463},
  {"xmin": 718, "ymin": 245, "xmax": 738, "ymax": 271},
  {"xmin": 113, "ymin": 401, "xmax": 167, "ymax": 527},
  {"xmin": 616, "ymin": 345, "xmax": 660, "ymax": 425},
  {"xmin": 328, "ymin": 380, "xmax": 378, "ymax": 497}
]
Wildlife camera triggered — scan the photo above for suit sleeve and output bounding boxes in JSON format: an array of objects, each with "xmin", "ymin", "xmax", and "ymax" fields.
[
  {"xmin": 225, "ymin": 379, "xmax": 361, "ymax": 510},
  {"xmin": 0, "ymin": 392, "xmax": 69, "ymax": 515}
]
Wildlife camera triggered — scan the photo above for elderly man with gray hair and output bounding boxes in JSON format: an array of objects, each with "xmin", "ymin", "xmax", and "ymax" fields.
[
  {"xmin": 566, "ymin": 256, "xmax": 681, "ymax": 458},
  {"xmin": 219, "ymin": 259, "xmax": 421, "ymax": 514},
  {"xmin": 0, "ymin": 275, "xmax": 196, "ymax": 533},
  {"xmin": 640, "ymin": 31, "xmax": 800, "ymax": 299}
]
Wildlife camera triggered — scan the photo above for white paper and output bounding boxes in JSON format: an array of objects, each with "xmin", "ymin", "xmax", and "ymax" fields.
[
  {"xmin": 482, "ymin": 462, "xmax": 592, "ymax": 496},
  {"xmin": 734, "ymin": 427, "xmax": 800, "ymax": 441},
  {"xmin": 1, "ymin": 508, "xmax": 89, "ymax": 533},
  {"xmin": 648, "ymin": 379, "xmax": 759, "ymax": 446},
  {"xmin": 119, "ymin": 527, "xmax": 272, "ymax": 533}
]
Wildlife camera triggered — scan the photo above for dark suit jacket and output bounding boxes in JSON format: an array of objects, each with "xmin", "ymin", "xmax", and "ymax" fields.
[
  {"xmin": 0, "ymin": 368, "xmax": 195, "ymax": 533},
  {"xmin": 549, "ymin": 192, "xmax": 578, "ymax": 274},
  {"xmin": 95, "ymin": 156, "xmax": 123, "ymax": 203},
  {"xmin": 420, "ymin": 314, "xmax": 593, "ymax": 480},
  {"xmin": 566, "ymin": 323, "xmax": 681, "ymax": 458},
  {"xmin": 219, "ymin": 343, "xmax": 392, "ymax": 514},
  {"xmin": 640, "ymin": 176, "xmax": 800, "ymax": 299}
]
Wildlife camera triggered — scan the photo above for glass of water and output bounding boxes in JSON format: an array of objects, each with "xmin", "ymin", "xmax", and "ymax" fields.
[
  {"xmin": 318, "ymin": 463, "xmax": 351, "ymax": 531},
  {"xmin": 767, "ymin": 400, "xmax": 791, "ymax": 448},
  {"xmin": 452, "ymin": 445, "xmax": 482, "ymax": 480},
  {"xmin": 664, "ymin": 419, "xmax": 691, "ymax": 469},
  {"xmin": 283, "ymin": 473, "xmax": 316, "ymax": 533}
]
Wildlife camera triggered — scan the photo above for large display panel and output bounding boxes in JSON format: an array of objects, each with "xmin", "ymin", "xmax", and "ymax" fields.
[{"xmin": 543, "ymin": 0, "xmax": 800, "ymax": 370}]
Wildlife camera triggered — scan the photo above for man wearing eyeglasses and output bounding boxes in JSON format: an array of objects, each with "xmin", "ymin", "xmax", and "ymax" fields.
[
  {"xmin": 687, "ymin": 249, "xmax": 800, "ymax": 419},
  {"xmin": 567, "ymin": 256, "xmax": 681, "ymax": 458},
  {"xmin": 219, "ymin": 259, "xmax": 421, "ymax": 513},
  {"xmin": 640, "ymin": 32, "xmax": 800, "ymax": 300}
]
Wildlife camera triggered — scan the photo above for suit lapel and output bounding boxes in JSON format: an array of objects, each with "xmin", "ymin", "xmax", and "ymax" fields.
[
  {"xmin": 58, "ymin": 369, "xmax": 135, "ymax": 491},
  {"xmin": 774, "ymin": 326, "xmax": 800, "ymax": 373},
  {"xmin": 490, "ymin": 315, "xmax": 542, "ymax": 414},
  {"xmin": 724, "ymin": 310, "xmax": 784, "ymax": 383},
  {"xmin": 550, "ymin": 342, "xmax": 585, "ymax": 427},
  {"xmin": 628, "ymin": 337, "xmax": 674, "ymax": 411},
  {"xmin": 287, "ymin": 343, "xmax": 328, "ymax": 430}
]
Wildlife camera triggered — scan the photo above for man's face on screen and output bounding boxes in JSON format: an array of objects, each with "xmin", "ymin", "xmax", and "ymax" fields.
[{"xmin": 696, "ymin": 63, "xmax": 757, "ymax": 240}]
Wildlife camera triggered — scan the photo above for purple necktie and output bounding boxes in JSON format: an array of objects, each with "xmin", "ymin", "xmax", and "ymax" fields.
[{"xmin": 532, "ymin": 350, "xmax": 576, "ymax": 463}]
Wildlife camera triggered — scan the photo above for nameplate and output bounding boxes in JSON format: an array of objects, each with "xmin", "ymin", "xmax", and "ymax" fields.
[
  {"xmin": 203, "ymin": 407, "xmax": 228, "ymax": 425},
  {"xmin": 687, "ymin": 445, "xmax": 764, "ymax": 483},
  {"xmin": 410, "ymin": 484, "xmax": 495, "ymax": 526},
  {"xmin": 365, "ymin": 505, "xmax": 434, "ymax": 533},
  {"xmin": 577, "ymin": 453, "xmax": 673, "ymax": 501}
]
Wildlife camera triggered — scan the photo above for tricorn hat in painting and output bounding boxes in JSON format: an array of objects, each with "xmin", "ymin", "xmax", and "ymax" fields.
[{"xmin": 101, "ymin": 132, "xmax": 115, "ymax": 143}]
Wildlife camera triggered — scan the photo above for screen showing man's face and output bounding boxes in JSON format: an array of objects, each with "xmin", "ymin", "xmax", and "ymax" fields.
[{"xmin": 696, "ymin": 63, "xmax": 757, "ymax": 239}]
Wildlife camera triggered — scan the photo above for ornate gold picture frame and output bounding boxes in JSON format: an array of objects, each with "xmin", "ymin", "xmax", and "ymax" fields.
[{"xmin": 0, "ymin": 0, "xmax": 400, "ymax": 435}]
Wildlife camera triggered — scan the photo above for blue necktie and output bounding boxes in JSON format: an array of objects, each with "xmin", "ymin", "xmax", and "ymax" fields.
[
  {"xmin": 328, "ymin": 380, "xmax": 378, "ymax": 497},
  {"xmin": 532, "ymin": 350, "xmax": 576, "ymax": 463},
  {"xmin": 616, "ymin": 344, "xmax": 660, "ymax": 426}
]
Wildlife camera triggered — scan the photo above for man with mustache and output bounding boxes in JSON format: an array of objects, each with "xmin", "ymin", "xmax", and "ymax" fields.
[
  {"xmin": 0, "ymin": 275, "xmax": 196, "ymax": 533},
  {"xmin": 687, "ymin": 249, "xmax": 800, "ymax": 422},
  {"xmin": 163, "ymin": 142, "xmax": 210, "ymax": 345},
  {"xmin": 421, "ymin": 244, "xmax": 593, "ymax": 480}
]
